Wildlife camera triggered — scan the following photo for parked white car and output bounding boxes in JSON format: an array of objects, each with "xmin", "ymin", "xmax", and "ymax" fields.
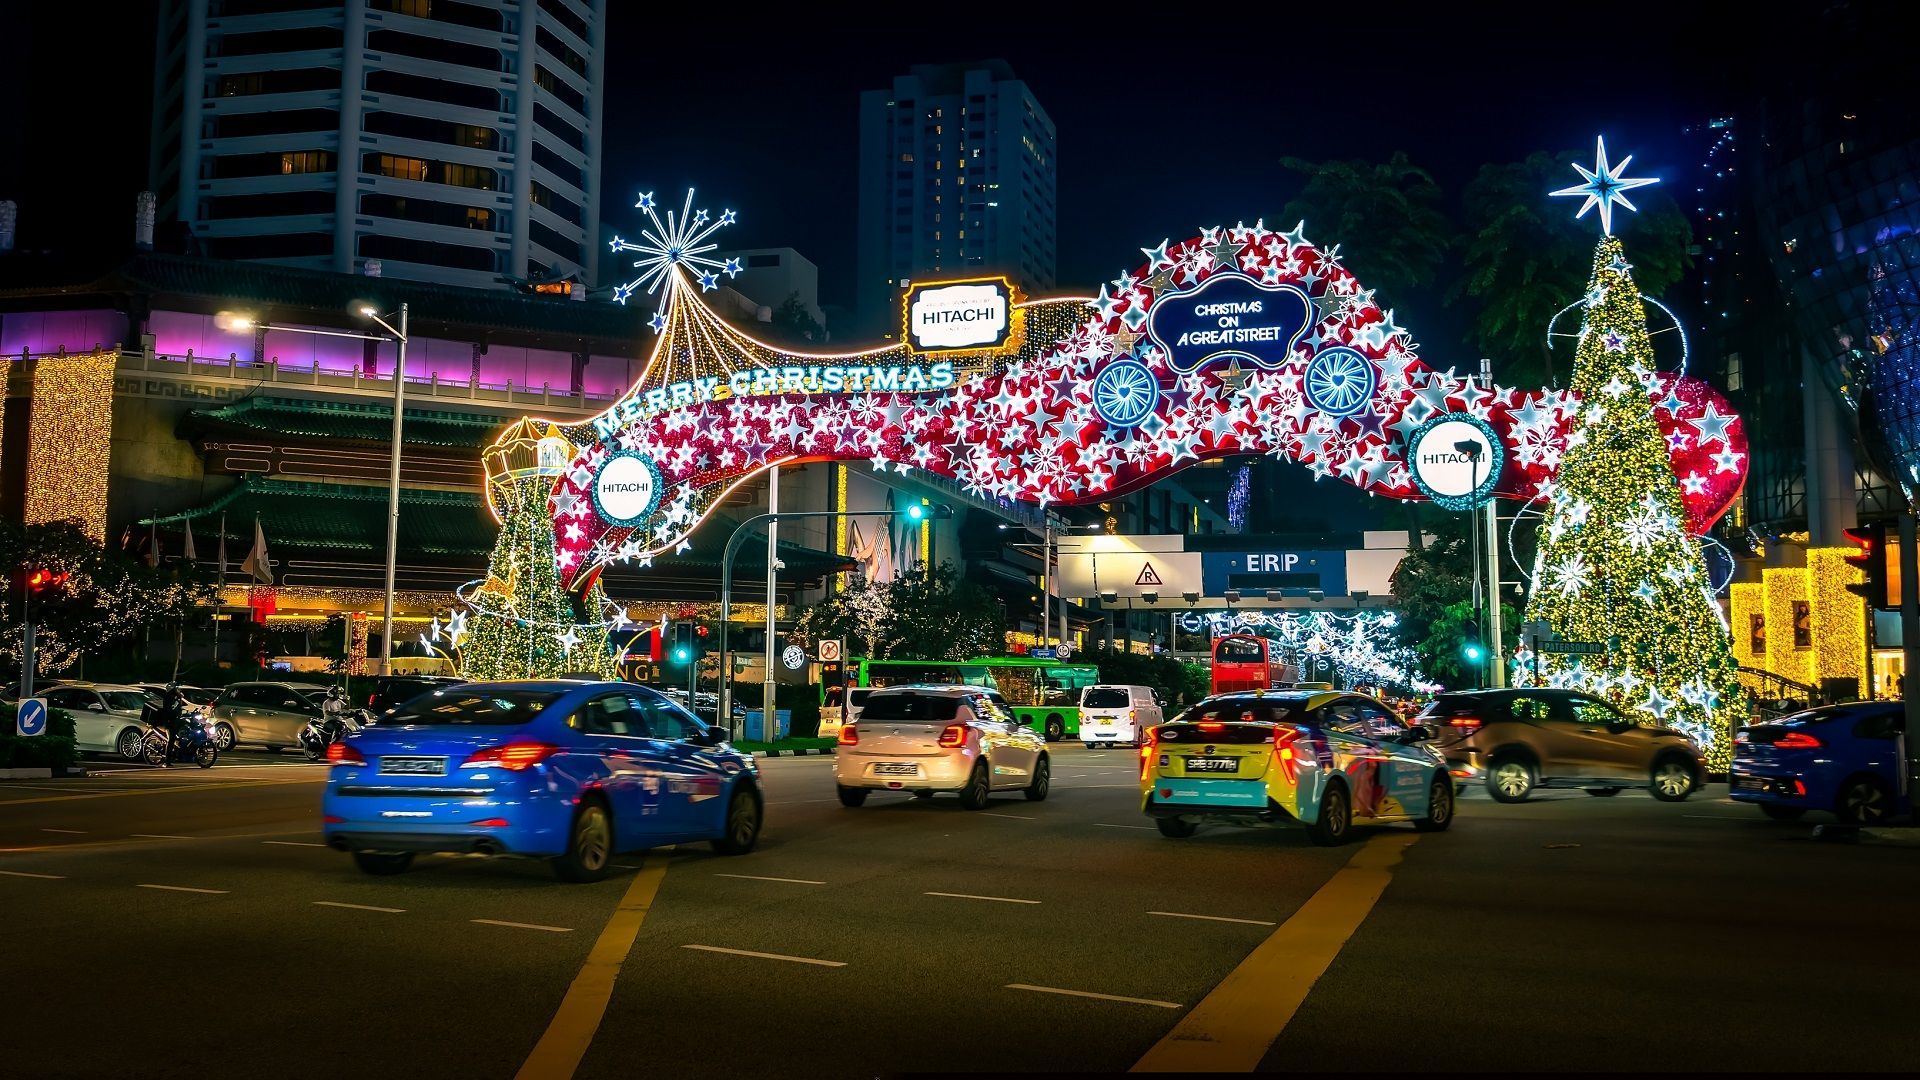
[
  {"xmin": 1079, "ymin": 684, "xmax": 1163, "ymax": 748},
  {"xmin": 40, "ymin": 683, "xmax": 163, "ymax": 760},
  {"xmin": 818, "ymin": 687, "xmax": 874, "ymax": 741},
  {"xmin": 834, "ymin": 685, "xmax": 1048, "ymax": 809}
]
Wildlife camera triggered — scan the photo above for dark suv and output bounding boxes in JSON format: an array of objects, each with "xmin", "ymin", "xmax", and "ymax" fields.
[
  {"xmin": 1416, "ymin": 689, "xmax": 1705, "ymax": 803},
  {"xmin": 365, "ymin": 675, "xmax": 464, "ymax": 716}
]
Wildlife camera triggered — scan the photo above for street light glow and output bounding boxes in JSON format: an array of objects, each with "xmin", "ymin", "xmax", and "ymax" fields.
[{"xmin": 215, "ymin": 311, "xmax": 255, "ymax": 331}]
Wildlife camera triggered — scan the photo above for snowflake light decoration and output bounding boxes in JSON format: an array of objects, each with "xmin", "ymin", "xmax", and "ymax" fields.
[{"xmin": 608, "ymin": 188, "xmax": 742, "ymax": 310}]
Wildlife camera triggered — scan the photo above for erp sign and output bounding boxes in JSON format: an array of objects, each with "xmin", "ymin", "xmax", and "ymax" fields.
[
  {"xmin": 1146, "ymin": 271, "xmax": 1311, "ymax": 374},
  {"xmin": 1202, "ymin": 550, "xmax": 1348, "ymax": 597}
]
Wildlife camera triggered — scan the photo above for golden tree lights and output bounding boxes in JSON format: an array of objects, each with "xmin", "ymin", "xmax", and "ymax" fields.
[
  {"xmin": 1807, "ymin": 547, "xmax": 1868, "ymax": 693},
  {"xmin": 1760, "ymin": 567, "xmax": 1815, "ymax": 688},
  {"xmin": 25, "ymin": 351, "xmax": 116, "ymax": 542},
  {"xmin": 1521, "ymin": 236, "xmax": 1747, "ymax": 769}
]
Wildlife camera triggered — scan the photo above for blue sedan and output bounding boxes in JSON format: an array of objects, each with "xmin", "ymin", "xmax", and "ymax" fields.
[
  {"xmin": 1730, "ymin": 701, "xmax": 1909, "ymax": 824},
  {"xmin": 322, "ymin": 681, "xmax": 762, "ymax": 881}
]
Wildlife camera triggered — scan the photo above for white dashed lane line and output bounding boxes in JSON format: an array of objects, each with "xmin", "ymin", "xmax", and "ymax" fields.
[
  {"xmin": 714, "ymin": 873, "xmax": 826, "ymax": 885},
  {"xmin": 130, "ymin": 834, "xmax": 194, "ymax": 840},
  {"xmin": 1147, "ymin": 910, "xmax": 1277, "ymax": 926},
  {"xmin": 977, "ymin": 811, "xmax": 1034, "ymax": 821},
  {"xmin": 925, "ymin": 891, "xmax": 1041, "ymax": 905},
  {"xmin": 1093, "ymin": 823, "xmax": 1156, "ymax": 831},
  {"xmin": 136, "ymin": 884, "xmax": 228, "ymax": 895},
  {"xmin": 39, "ymin": 828, "xmax": 86, "ymax": 834},
  {"xmin": 0, "ymin": 869, "xmax": 64, "ymax": 879},
  {"xmin": 314, "ymin": 901, "xmax": 405, "ymax": 914},
  {"xmin": 1005, "ymin": 983, "xmax": 1181, "ymax": 1008},
  {"xmin": 682, "ymin": 944, "xmax": 845, "ymax": 968},
  {"xmin": 472, "ymin": 918, "xmax": 574, "ymax": 933},
  {"xmin": 262, "ymin": 841, "xmax": 327, "ymax": 848}
]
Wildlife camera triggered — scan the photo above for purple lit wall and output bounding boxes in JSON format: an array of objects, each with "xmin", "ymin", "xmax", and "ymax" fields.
[
  {"xmin": 0, "ymin": 309, "xmax": 126, "ymax": 356},
  {"xmin": 150, "ymin": 310, "xmax": 254, "ymax": 362}
]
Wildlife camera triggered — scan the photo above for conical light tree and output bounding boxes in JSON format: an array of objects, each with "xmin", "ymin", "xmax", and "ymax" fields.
[{"xmin": 1523, "ymin": 233, "xmax": 1746, "ymax": 768}]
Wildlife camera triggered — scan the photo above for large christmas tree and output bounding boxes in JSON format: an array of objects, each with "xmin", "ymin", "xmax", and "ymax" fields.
[
  {"xmin": 1524, "ymin": 235, "xmax": 1746, "ymax": 768},
  {"xmin": 455, "ymin": 420, "xmax": 619, "ymax": 680}
]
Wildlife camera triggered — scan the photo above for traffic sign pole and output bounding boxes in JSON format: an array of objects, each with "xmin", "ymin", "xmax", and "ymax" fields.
[{"xmin": 21, "ymin": 622, "xmax": 35, "ymax": 700}]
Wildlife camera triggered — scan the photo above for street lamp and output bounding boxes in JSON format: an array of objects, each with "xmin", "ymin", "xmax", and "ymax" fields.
[
  {"xmin": 998, "ymin": 519, "xmax": 1105, "ymax": 651},
  {"xmin": 215, "ymin": 303, "xmax": 409, "ymax": 675}
]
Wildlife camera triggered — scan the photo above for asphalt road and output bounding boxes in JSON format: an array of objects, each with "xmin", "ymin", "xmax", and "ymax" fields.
[{"xmin": 2, "ymin": 746, "xmax": 1917, "ymax": 1077}]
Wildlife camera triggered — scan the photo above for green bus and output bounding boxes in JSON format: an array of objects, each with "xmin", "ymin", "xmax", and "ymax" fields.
[{"xmin": 851, "ymin": 657, "xmax": 1100, "ymax": 742}]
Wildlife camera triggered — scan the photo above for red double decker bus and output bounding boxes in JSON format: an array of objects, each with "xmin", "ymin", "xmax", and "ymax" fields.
[{"xmin": 1211, "ymin": 634, "xmax": 1275, "ymax": 695}]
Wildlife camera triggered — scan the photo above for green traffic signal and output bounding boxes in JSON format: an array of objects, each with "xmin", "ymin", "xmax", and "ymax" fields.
[
  {"xmin": 672, "ymin": 644, "xmax": 692, "ymax": 664},
  {"xmin": 1463, "ymin": 642, "xmax": 1485, "ymax": 661}
]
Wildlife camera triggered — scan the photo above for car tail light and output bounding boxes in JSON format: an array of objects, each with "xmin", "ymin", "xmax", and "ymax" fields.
[
  {"xmin": 366, "ymin": 693, "xmax": 376, "ymax": 708},
  {"xmin": 460, "ymin": 743, "xmax": 559, "ymax": 770},
  {"xmin": 326, "ymin": 742, "xmax": 364, "ymax": 766},
  {"xmin": 1272, "ymin": 727, "xmax": 1301, "ymax": 784},
  {"xmin": 1775, "ymin": 731, "xmax": 1822, "ymax": 749},
  {"xmin": 470, "ymin": 818, "xmax": 510, "ymax": 828},
  {"xmin": 1140, "ymin": 729, "xmax": 1158, "ymax": 778},
  {"xmin": 937, "ymin": 723, "xmax": 967, "ymax": 748},
  {"xmin": 1447, "ymin": 716, "xmax": 1483, "ymax": 733},
  {"xmin": 1197, "ymin": 722, "xmax": 1225, "ymax": 733},
  {"xmin": 837, "ymin": 725, "xmax": 859, "ymax": 746},
  {"xmin": 1129, "ymin": 709, "xmax": 1138, "ymax": 723},
  {"xmin": 323, "ymin": 815, "xmax": 345, "ymax": 824},
  {"xmin": 1793, "ymin": 779, "xmax": 1807, "ymax": 797}
]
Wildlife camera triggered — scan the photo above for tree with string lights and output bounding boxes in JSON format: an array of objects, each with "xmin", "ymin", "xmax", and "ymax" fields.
[{"xmin": 1522, "ymin": 140, "xmax": 1747, "ymax": 769}]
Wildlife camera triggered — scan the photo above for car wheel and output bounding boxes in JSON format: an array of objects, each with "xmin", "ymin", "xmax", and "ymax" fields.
[
  {"xmin": 213, "ymin": 723, "xmax": 235, "ymax": 751},
  {"xmin": 1307, "ymin": 783, "xmax": 1352, "ymax": 847},
  {"xmin": 836, "ymin": 785, "xmax": 869, "ymax": 808},
  {"xmin": 1836, "ymin": 777, "xmax": 1891, "ymax": 824},
  {"xmin": 1649, "ymin": 756, "xmax": 1696, "ymax": 802},
  {"xmin": 1760, "ymin": 803, "xmax": 1806, "ymax": 822},
  {"xmin": 116, "ymin": 728, "xmax": 145, "ymax": 760},
  {"xmin": 1486, "ymin": 756, "xmax": 1535, "ymax": 803},
  {"xmin": 1024, "ymin": 756, "xmax": 1050, "ymax": 802},
  {"xmin": 552, "ymin": 801, "xmax": 613, "ymax": 883},
  {"xmin": 1043, "ymin": 715, "xmax": 1064, "ymax": 742},
  {"xmin": 1155, "ymin": 816, "xmax": 1197, "ymax": 839},
  {"xmin": 351, "ymin": 851, "xmax": 413, "ymax": 876},
  {"xmin": 958, "ymin": 761, "xmax": 991, "ymax": 810},
  {"xmin": 710, "ymin": 786, "xmax": 762, "ymax": 855},
  {"xmin": 1414, "ymin": 776, "xmax": 1454, "ymax": 832}
]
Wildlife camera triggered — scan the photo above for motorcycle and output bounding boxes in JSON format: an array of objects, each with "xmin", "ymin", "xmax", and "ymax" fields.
[
  {"xmin": 144, "ymin": 713, "xmax": 220, "ymax": 769},
  {"xmin": 300, "ymin": 708, "xmax": 365, "ymax": 762}
]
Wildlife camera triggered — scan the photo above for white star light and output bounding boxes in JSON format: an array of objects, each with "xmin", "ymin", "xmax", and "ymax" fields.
[
  {"xmin": 609, "ymin": 187, "xmax": 743, "ymax": 316},
  {"xmin": 1551, "ymin": 136, "xmax": 1660, "ymax": 235}
]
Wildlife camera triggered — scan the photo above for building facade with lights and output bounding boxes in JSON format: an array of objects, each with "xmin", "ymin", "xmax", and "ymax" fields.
[
  {"xmin": 149, "ymin": 0, "xmax": 605, "ymax": 291},
  {"xmin": 855, "ymin": 61, "xmax": 1058, "ymax": 338}
]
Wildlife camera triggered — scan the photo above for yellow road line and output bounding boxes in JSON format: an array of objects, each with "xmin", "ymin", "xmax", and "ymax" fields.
[
  {"xmin": 1132, "ymin": 832, "xmax": 1418, "ymax": 1073},
  {"xmin": 514, "ymin": 851, "xmax": 673, "ymax": 1080},
  {"xmin": 0, "ymin": 777, "xmax": 319, "ymax": 807}
]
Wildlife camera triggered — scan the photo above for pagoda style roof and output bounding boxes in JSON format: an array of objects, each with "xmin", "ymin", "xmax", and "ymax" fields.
[{"xmin": 179, "ymin": 396, "xmax": 507, "ymax": 451}]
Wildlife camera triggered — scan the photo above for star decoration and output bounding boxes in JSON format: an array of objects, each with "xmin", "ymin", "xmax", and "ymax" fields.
[{"xmin": 1550, "ymin": 136, "xmax": 1660, "ymax": 235}]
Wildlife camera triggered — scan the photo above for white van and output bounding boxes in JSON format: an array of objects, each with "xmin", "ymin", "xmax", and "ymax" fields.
[
  {"xmin": 819, "ymin": 687, "xmax": 875, "ymax": 740},
  {"xmin": 1078, "ymin": 684, "xmax": 1163, "ymax": 748}
]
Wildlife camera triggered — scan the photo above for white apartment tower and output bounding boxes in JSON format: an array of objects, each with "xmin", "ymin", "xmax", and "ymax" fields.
[{"xmin": 149, "ymin": 0, "xmax": 605, "ymax": 291}]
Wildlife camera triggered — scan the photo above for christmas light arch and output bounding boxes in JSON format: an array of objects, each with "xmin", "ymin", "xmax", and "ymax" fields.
[{"xmin": 537, "ymin": 189, "xmax": 1748, "ymax": 595}]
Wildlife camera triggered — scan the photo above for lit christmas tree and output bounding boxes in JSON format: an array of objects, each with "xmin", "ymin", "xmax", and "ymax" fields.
[
  {"xmin": 449, "ymin": 420, "xmax": 621, "ymax": 680},
  {"xmin": 1526, "ymin": 140, "xmax": 1746, "ymax": 768}
]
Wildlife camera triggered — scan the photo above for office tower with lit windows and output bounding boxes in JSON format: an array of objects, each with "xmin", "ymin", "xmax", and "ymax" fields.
[
  {"xmin": 149, "ymin": 0, "xmax": 605, "ymax": 290},
  {"xmin": 855, "ymin": 61, "xmax": 1057, "ymax": 338}
]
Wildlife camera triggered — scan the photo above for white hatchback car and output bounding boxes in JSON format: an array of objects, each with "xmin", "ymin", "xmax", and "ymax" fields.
[
  {"xmin": 834, "ymin": 685, "xmax": 1048, "ymax": 809},
  {"xmin": 1079, "ymin": 684, "xmax": 1163, "ymax": 748},
  {"xmin": 41, "ymin": 683, "xmax": 163, "ymax": 760}
]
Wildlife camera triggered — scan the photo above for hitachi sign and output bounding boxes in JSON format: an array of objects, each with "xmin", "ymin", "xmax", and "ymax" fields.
[{"xmin": 905, "ymin": 279, "xmax": 1012, "ymax": 352}]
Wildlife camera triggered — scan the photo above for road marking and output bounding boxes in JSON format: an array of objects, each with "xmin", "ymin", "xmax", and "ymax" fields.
[
  {"xmin": 40, "ymin": 828, "xmax": 85, "ymax": 834},
  {"xmin": 0, "ymin": 777, "xmax": 317, "ymax": 806},
  {"xmin": 1683, "ymin": 814, "xmax": 1751, "ymax": 820},
  {"xmin": 1006, "ymin": 984, "xmax": 1180, "ymax": 1009},
  {"xmin": 681, "ymin": 945, "xmax": 846, "ymax": 968},
  {"xmin": 514, "ymin": 850, "xmax": 672, "ymax": 1080},
  {"xmin": 1094, "ymin": 823, "xmax": 1157, "ymax": 831},
  {"xmin": 263, "ymin": 841, "xmax": 328, "ymax": 848},
  {"xmin": 473, "ymin": 919, "xmax": 574, "ymax": 933},
  {"xmin": 714, "ymin": 873, "xmax": 826, "ymax": 885},
  {"xmin": 925, "ymin": 891, "xmax": 1041, "ymax": 905},
  {"xmin": 1132, "ymin": 833, "xmax": 1416, "ymax": 1072},
  {"xmin": 314, "ymin": 900, "xmax": 405, "ymax": 913},
  {"xmin": 0, "ymin": 869, "xmax": 64, "ymax": 879},
  {"xmin": 977, "ymin": 811, "xmax": 1033, "ymax": 821},
  {"xmin": 131, "ymin": 833, "xmax": 193, "ymax": 840},
  {"xmin": 1148, "ymin": 911, "xmax": 1277, "ymax": 927},
  {"xmin": 136, "ymin": 884, "xmax": 228, "ymax": 895}
]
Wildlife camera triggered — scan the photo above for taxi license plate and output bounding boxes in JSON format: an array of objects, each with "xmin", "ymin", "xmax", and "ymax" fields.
[
  {"xmin": 379, "ymin": 757, "xmax": 446, "ymax": 776},
  {"xmin": 1734, "ymin": 776, "xmax": 1764, "ymax": 790},
  {"xmin": 873, "ymin": 763, "xmax": 917, "ymax": 776},
  {"xmin": 1184, "ymin": 757, "xmax": 1239, "ymax": 773}
]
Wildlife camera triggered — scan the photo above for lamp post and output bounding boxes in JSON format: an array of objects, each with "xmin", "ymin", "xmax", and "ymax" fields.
[
  {"xmin": 999, "ymin": 519, "xmax": 1105, "ymax": 652},
  {"xmin": 717, "ymin": 505, "xmax": 951, "ymax": 739},
  {"xmin": 217, "ymin": 303, "xmax": 409, "ymax": 675}
]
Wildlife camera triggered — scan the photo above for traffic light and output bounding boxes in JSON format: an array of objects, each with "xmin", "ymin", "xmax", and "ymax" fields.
[
  {"xmin": 902, "ymin": 503, "xmax": 953, "ymax": 524},
  {"xmin": 670, "ymin": 622, "xmax": 694, "ymax": 665},
  {"xmin": 1844, "ymin": 523, "xmax": 1889, "ymax": 608}
]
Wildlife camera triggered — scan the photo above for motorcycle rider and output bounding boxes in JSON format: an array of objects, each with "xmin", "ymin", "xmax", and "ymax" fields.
[
  {"xmin": 321, "ymin": 685, "xmax": 350, "ymax": 741},
  {"xmin": 157, "ymin": 683, "xmax": 186, "ymax": 767}
]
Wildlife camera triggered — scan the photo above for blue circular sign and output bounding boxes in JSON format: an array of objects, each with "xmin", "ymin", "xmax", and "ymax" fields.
[
  {"xmin": 1091, "ymin": 358, "xmax": 1161, "ymax": 429},
  {"xmin": 1303, "ymin": 346, "xmax": 1378, "ymax": 418},
  {"xmin": 17, "ymin": 697, "xmax": 48, "ymax": 737}
]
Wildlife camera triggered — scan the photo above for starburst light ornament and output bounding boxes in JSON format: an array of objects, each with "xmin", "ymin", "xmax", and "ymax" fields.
[
  {"xmin": 609, "ymin": 188, "xmax": 743, "ymax": 311},
  {"xmin": 1551, "ymin": 136, "xmax": 1659, "ymax": 235}
]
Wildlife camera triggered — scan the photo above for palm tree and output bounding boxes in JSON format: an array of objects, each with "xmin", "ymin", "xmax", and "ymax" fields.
[{"xmin": 1279, "ymin": 152, "xmax": 1450, "ymax": 303}]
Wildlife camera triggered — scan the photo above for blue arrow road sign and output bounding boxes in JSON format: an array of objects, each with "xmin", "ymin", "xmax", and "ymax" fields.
[{"xmin": 17, "ymin": 697, "xmax": 48, "ymax": 737}]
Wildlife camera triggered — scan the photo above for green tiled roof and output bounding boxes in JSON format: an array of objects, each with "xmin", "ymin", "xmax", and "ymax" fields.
[{"xmin": 179, "ymin": 396, "xmax": 506, "ymax": 450}]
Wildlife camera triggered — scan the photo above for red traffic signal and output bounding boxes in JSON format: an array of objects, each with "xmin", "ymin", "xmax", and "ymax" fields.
[
  {"xmin": 23, "ymin": 567, "xmax": 69, "ymax": 595},
  {"xmin": 1844, "ymin": 524, "xmax": 1889, "ymax": 608}
]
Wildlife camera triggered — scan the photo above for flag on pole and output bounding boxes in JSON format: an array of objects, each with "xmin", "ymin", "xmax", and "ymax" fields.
[
  {"xmin": 217, "ymin": 513, "xmax": 228, "ymax": 581},
  {"xmin": 240, "ymin": 515, "xmax": 273, "ymax": 585},
  {"xmin": 146, "ymin": 520, "xmax": 161, "ymax": 569},
  {"xmin": 182, "ymin": 517, "xmax": 197, "ymax": 562}
]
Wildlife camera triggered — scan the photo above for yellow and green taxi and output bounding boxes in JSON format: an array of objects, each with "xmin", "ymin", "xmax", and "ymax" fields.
[{"xmin": 1139, "ymin": 690, "xmax": 1454, "ymax": 846}]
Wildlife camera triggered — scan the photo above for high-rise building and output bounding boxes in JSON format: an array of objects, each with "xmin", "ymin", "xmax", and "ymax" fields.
[
  {"xmin": 149, "ymin": 0, "xmax": 605, "ymax": 291},
  {"xmin": 855, "ymin": 60, "xmax": 1056, "ymax": 338}
]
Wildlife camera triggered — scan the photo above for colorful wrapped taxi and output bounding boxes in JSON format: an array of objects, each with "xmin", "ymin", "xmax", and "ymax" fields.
[{"xmin": 1140, "ymin": 690, "xmax": 1455, "ymax": 846}]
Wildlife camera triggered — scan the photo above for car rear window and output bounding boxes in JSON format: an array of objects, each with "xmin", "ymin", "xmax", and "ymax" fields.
[
  {"xmin": 1083, "ymin": 688, "xmax": 1131, "ymax": 708},
  {"xmin": 858, "ymin": 693, "xmax": 961, "ymax": 723},
  {"xmin": 388, "ymin": 690, "xmax": 561, "ymax": 725}
]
